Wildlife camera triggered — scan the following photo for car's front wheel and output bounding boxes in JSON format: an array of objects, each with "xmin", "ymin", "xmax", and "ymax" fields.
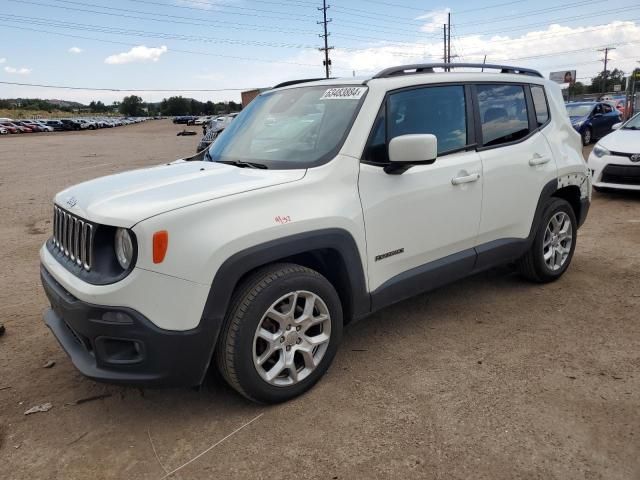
[
  {"xmin": 518, "ymin": 198, "xmax": 577, "ymax": 283},
  {"xmin": 216, "ymin": 263, "xmax": 343, "ymax": 403}
]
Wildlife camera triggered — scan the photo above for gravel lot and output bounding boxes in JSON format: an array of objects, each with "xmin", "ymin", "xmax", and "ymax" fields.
[{"xmin": 1, "ymin": 120, "xmax": 639, "ymax": 479}]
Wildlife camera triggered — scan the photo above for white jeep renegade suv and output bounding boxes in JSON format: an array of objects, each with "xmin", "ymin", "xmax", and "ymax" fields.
[{"xmin": 40, "ymin": 64, "xmax": 590, "ymax": 403}]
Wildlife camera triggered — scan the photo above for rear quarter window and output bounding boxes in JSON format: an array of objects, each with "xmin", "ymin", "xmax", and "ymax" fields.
[
  {"xmin": 530, "ymin": 85, "xmax": 550, "ymax": 127},
  {"xmin": 477, "ymin": 84, "xmax": 530, "ymax": 147}
]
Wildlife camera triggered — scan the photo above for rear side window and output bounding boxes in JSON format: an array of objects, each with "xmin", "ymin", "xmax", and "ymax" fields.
[
  {"xmin": 477, "ymin": 84, "xmax": 530, "ymax": 147},
  {"xmin": 363, "ymin": 85, "xmax": 467, "ymax": 163},
  {"xmin": 530, "ymin": 85, "xmax": 549, "ymax": 126}
]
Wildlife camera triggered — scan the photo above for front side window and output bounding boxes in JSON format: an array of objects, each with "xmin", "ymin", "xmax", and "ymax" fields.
[
  {"xmin": 207, "ymin": 85, "xmax": 366, "ymax": 169},
  {"xmin": 477, "ymin": 84, "xmax": 530, "ymax": 147},
  {"xmin": 364, "ymin": 85, "xmax": 467, "ymax": 163},
  {"xmin": 530, "ymin": 85, "xmax": 549, "ymax": 127}
]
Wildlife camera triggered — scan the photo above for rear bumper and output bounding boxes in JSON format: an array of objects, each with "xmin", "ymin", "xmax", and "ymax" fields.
[{"xmin": 41, "ymin": 266, "xmax": 215, "ymax": 387}]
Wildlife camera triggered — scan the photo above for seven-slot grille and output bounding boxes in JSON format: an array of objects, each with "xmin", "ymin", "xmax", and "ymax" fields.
[{"xmin": 52, "ymin": 206, "xmax": 95, "ymax": 271}]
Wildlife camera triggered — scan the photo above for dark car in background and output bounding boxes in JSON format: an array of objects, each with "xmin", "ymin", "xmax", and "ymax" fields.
[
  {"xmin": 61, "ymin": 119, "xmax": 83, "ymax": 131},
  {"xmin": 566, "ymin": 101, "xmax": 622, "ymax": 145},
  {"xmin": 173, "ymin": 115, "xmax": 197, "ymax": 124},
  {"xmin": 45, "ymin": 120, "xmax": 65, "ymax": 131}
]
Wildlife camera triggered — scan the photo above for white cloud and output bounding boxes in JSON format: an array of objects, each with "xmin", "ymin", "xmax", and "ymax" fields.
[
  {"xmin": 4, "ymin": 66, "xmax": 32, "ymax": 75},
  {"xmin": 104, "ymin": 45, "xmax": 168, "ymax": 65},
  {"xmin": 417, "ymin": 8, "xmax": 450, "ymax": 33},
  {"xmin": 0, "ymin": 58, "xmax": 6, "ymax": 64},
  {"xmin": 294, "ymin": 20, "xmax": 640, "ymax": 82},
  {"xmin": 69, "ymin": 47, "xmax": 83, "ymax": 54}
]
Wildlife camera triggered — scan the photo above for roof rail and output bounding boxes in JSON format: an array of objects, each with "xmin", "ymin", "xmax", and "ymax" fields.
[
  {"xmin": 372, "ymin": 63, "xmax": 543, "ymax": 79},
  {"xmin": 273, "ymin": 78, "xmax": 332, "ymax": 88}
]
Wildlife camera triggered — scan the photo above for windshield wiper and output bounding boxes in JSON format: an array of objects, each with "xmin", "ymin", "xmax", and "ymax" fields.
[
  {"xmin": 622, "ymin": 125, "xmax": 638, "ymax": 130},
  {"xmin": 215, "ymin": 160, "xmax": 268, "ymax": 169}
]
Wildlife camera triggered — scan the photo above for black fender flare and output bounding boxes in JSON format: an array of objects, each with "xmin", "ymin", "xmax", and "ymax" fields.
[{"xmin": 197, "ymin": 228, "xmax": 370, "ymax": 374}]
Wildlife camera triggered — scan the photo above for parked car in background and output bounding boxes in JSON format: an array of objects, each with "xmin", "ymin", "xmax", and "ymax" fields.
[
  {"xmin": 60, "ymin": 119, "xmax": 83, "ymax": 131},
  {"xmin": 45, "ymin": 120, "xmax": 65, "ymax": 131},
  {"xmin": 0, "ymin": 121, "xmax": 32, "ymax": 133},
  {"xmin": 194, "ymin": 116, "xmax": 212, "ymax": 125},
  {"xmin": 196, "ymin": 113, "xmax": 239, "ymax": 152},
  {"xmin": 602, "ymin": 98, "xmax": 626, "ymax": 116},
  {"xmin": 566, "ymin": 101, "xmax": 622, "ymax": 145},
  {"xmin": 0, "ymin": 122, "xmax": 20, "ymax": 134},
  {"xmin": 588, "ymin": 112, "xmax": 640, "ymax": 191},
  {"xmin": 30, "ymin": 120, "xmax": 55, "ymax": 132},
  {"xmin": 77, "ymin": 119, "xmax": 97, "ymax": 130},
  {"xmin": 14, "ymin": 121, "xmax": 43, "ymax": 132},
  {"xmin": 173, "ymin": 116, "xmax": 196, "ymax": 124}
]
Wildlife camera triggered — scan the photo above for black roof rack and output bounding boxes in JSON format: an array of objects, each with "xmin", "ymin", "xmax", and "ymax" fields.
[
  {"xmin": 273, "ymin": 78, "xmax": 332, "ymax": 88},
  {"xmin": 372, "ymin": 63, "xmax": 543, "ymax": 79}
]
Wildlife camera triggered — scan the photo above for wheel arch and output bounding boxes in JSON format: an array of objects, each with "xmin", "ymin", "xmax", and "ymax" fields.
[{"xmin": 201, "ymin": 228, "xmax": 370, "ymax": 337}]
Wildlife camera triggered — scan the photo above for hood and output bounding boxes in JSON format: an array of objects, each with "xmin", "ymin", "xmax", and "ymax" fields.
[
  {"xmin": 598, "ymin": 129, "xmax": 640, "ymax": 152},
  {"xmin": 55, "ymin": 161, "xmax": 306, "ymax": 227}
]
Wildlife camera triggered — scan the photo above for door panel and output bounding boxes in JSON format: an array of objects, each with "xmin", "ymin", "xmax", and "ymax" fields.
[
  {"xmin": 359, "ymin": 151, "xmax": 482, "ymax": 291},
  {"xmin": 475, "ymin": 83, "xmax": 557, "ymax": 244},
  {"xmin": 359, "ymin": 84, "xmax": 482, "ymax": 292},
  {"xmin": 477, "ymin": 132, "xmax": 556, "ymax": 243}
]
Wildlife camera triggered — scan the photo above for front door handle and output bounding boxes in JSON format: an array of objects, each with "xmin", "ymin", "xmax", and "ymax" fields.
[
  {"xmin": 529, "ymin": 153, "xmax": 551, "ymax": 166},
  {"xmin": 451, "ymin": 172, "xmax": 480, "ymax": 185}
]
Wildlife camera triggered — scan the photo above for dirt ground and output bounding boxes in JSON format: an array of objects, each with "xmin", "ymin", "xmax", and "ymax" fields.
[{"xmin": 0, "ymin": 120, "xmax": 639, "ymax": 480}]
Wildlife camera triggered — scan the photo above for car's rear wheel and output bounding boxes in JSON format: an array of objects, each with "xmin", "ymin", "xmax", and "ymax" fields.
[
  {"xmin": 518, "ymin": 198, "xmax": 577, "ymax": 283},
  {"xmin": 581, "ymin": 127, "xmax": 592, "ymax": 145},
  {"xmin": 216, "ymin": 263, "xmax": 343, "ymax": 403}
]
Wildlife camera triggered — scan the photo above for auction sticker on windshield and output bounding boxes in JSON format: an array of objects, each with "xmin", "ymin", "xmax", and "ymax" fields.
[{"xmin": 320, "ymin": 87, "xmax": 367, "ymax": 100}]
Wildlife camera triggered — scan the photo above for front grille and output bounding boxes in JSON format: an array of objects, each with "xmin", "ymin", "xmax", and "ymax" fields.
[
  {"xmin": 610, "ymin": 151, "xmax": 640, "ymax": 161},
  {"xmin": 52, "ymin": 206, "xmax": 95, "ymax": 271},
  {"xmin": 601, "ymin": 164, "xmax": 640, "ymax": 186}
]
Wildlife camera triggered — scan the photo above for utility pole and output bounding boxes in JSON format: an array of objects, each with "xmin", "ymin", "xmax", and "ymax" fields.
[
  {"xmin": 318, "ymin": 0, "xmax": 333, "ymax": 79},
  {"xmin": 598, "ymin": 47, "xmax": 616, "ymax": 96},
  {"xmin": 447, "ymin": 12, "xmax": 451, "ymax": 70},
  {"xmin": 443, "ymin": 23, "xmax": 447, "ymax": 65}
]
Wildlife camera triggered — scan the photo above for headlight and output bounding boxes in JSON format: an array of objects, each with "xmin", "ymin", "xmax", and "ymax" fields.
[
  {"xmin": 573, "ymin": 121, "xmax": 583, "ymax": 128},
  {"xmin": 593, "ymin": 144, "xmax": 610, "ymax": 158},
  {"xmin": 114, "ymin": 228, "xmax": 134, "ymax": 269}
]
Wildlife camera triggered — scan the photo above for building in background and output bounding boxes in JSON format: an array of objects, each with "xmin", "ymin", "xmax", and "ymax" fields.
[{"xmin": 241, "ymin": 88, "xmax": 269, "ymax": 108}]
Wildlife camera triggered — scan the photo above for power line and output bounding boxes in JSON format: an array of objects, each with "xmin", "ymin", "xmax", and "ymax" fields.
[
  {"xmin": 0, "ymin": 81, "xmax": 256, "ymax": 92},
  {"xmin": 0, "ymin": 22, "xmax": 343, "ymax": 70}
]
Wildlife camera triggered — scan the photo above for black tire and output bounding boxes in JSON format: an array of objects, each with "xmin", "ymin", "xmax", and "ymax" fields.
[
  {"xmin": 216, "ymin": 263, "xmax": 343, "ymax": 403},
  {"xmin": 518, "ymin": 198, "xmax": 577, "ymax": 283},
  {"xmin": 581, "ymin": 127, "xmax": 592, "ymax": 146}
]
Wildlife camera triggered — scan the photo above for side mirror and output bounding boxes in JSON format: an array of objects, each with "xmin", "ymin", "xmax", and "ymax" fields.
[
  {"xmin": 386, "ymin": 134, "xmax": 437, "ymax": 174},
  {"xmin": 612, "ymin": 122, "xmax": 622, "ymax": 130}
]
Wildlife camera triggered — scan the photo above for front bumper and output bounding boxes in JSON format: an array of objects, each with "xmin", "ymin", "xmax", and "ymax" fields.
[
  {"xmin": 588, "ymin": 152, "xmax": 640, "ymax": 191},
  {"xmin": 41, "ymin": 266, "xmax": 215, "ymax": 387}
]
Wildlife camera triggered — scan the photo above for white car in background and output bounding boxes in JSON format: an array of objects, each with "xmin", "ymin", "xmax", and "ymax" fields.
[
  {"xmin": 194, "ymin": 116, "xmax": 212, "ymax": 125},
  {"xmin": 588, "ymin": 113, "xmax": 640, "ymax": 191}
]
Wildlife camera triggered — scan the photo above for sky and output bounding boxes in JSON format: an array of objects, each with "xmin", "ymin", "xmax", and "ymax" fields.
[{"xmin": 1, "ymin": 0, "xmax": 640, "ymax": 104}]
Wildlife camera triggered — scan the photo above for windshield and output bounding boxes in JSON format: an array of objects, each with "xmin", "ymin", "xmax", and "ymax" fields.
[
  {"xmin": 207, "ymin": 85, "xmax": 366, "ymax": 168},
  {"xmin": 622, "ymin": 113, "xmax": 640, "ymax": 129},
  {"xmin": 565, "ymin": 104, "xmax": 594, "ymax": 118}
]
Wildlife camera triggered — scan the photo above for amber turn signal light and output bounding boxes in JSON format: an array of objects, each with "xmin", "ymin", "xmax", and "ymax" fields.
[{"xmin": 153, "ymin": 230, "xmax": 169, "ymax": 264}]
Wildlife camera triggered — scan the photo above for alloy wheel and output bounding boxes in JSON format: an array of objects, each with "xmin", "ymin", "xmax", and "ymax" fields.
[
  {"xmin": 252, "ymin": 290, "xmax": 331, "ymax": 387},
  {"xmin": 543, "ymin": 211, "xmax": 573, "ymax": 271}
]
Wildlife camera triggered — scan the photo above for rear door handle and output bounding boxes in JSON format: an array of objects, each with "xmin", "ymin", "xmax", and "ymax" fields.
[
  {"xmin": 529, "ymin": 153, "xmax": 551, "ymax": 166},
  {"xmin": 451, "ymin": 172, "xmax": 480, "ymax": 185}
]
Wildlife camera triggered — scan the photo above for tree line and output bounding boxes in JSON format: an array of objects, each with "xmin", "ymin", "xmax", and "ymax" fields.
[
  {"xmin": 117, "ymin": 95, "xmax": 241, "ymax": 117},
  {"xmin": 1, "ymin": 96, "xmax": 242, "ymax": 116}
]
